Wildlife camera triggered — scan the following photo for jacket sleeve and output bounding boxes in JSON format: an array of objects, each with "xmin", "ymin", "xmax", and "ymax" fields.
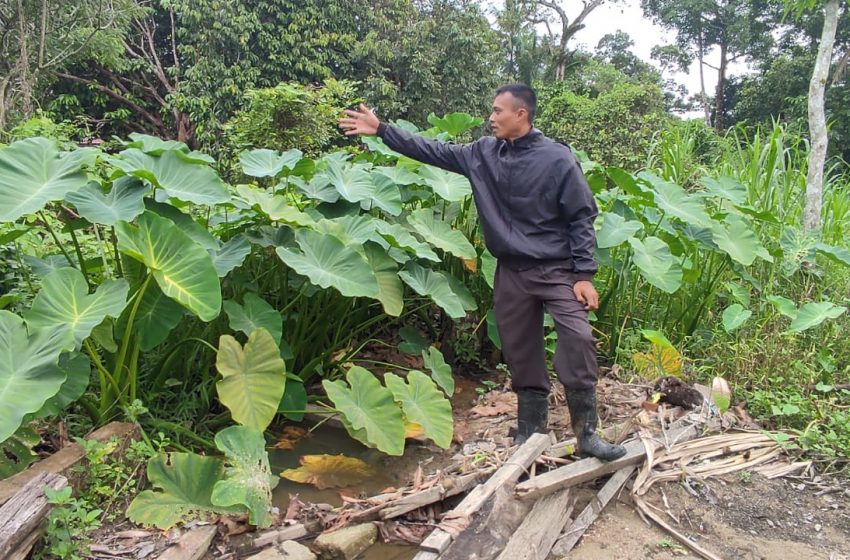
[
  {"xmin": 377, "ymin": 123, "xmax": 473, "ymax": 176},
  {"xmin": 559, "ymin": 156, "xmax": 599, "ymax": 281}
]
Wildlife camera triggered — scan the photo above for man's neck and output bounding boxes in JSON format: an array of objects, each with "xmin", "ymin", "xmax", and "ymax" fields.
[{"xmin": 505, "ymin": 125, "xmax": 533, "ymax": 142}]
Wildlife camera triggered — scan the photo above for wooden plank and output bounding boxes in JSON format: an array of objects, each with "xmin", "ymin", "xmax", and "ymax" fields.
[
  {"xmin": 545, "ymin": 420, "xmax": 633, "ymax": 459},
  {"xmin": 550, "ymin": 465, "xmax": 636, "ymax": 556},
  {"xmin": 0, "ymin": 422, "xmax": 138, "ymax": 506},
  {"xmin": 418, "ymin": 432, "xmax": 552, "ymax": 555},
  {"xmin": 495, "ymin": 489, "xmax": 575, "ymax": 560},
  {"xmin": 0, "ymin": 472, "xmax": 67, "ymax": 559},
  {"xmin": 380, "ymin": 471, "xmax": 487, "ymax": 519},
  {"xmin": 412, "ymin": 552, "xmax": 439, "ymax": 560},
  {"xmin": 8, "ymin": 527, "xmax": 42, "ymax": 560},
  {"xmin": 157, "ymin": 524, "xmax": 218, "ymax": 560},
  {"xmin": 515, "ymin": 424, "xmax": 698, "ymax": 501},
  {"xmin": 252, "ymin": 523, "xmax": 309, "ymax": 548}
]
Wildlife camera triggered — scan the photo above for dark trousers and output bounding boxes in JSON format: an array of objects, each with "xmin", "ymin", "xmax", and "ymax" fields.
[{"xmin": 493, "ymin": 261, "xmax": 598, "ymax": 392}]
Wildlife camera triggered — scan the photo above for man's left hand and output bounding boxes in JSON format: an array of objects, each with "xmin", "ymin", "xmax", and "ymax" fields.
[{"xmin": 574, "ymin": 280, "xmax": 599, "ymax": 311}]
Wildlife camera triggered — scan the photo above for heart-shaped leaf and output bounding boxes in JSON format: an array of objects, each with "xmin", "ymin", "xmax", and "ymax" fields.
[
  {"xmin": 211, "ymin": 235, "xmax": 251, "ymax": 278},
  {"xmin": 788, "ymin": 302, "xmax": 846, "ymax": 333},
  {"xmin": 120, "ymin": 282, "xmax": 185, "ymax": 351},
  {"xmin": 291, "ymin": 175, "xmax": 340, "ymax": 203},
  {"xmin": 628, "ymin": 237, "xmax": 683, "ymax": 293},
  {"xmin": 596, "ymin": 212, "xmax": 643, "ymax": 249},
  {"xmin": 640, "ymin": 172, "xmax": 712, "ymax": 228},
  {"xmin": 223, "ymin": 293, "xmax": 282, "ymax": 346},
  {"xmin": 127, "ymin": 452, "xmax": 231, "ymax": 529},
  {"xmin": 211, "ymin": 425, "xmax": 277, "ymax": 528},
  {"xmin": 322, "ymin": 366, "xmax": 405, "ymax": 456},
  {"xmin": 721, "ymin": 303, "xmax": 752, "ymax": 333},
  {"xmin": 116, "ymin": 212, "xmax": 221, "ymax": 321},
  {"xmin": 426, "ymin": 112, "xmax": 484, "ymax": 136},
  {"xmin": 418, "ymin": 165, "xmax": 471, "ymax": 202},
  {"xmin": 363, "ymin": 173, "xmax": 403, "ymax": 215},
  {"xmin": 0, "ymin": 138, "xmax": 96, "ymax": 221},
  {"xmin": 364, "ymin": 242, "xmax": 404, "ymax": 317},
  {"xmin": 422, "ymin": 346, "xmax": 454, "ymax": 395},
  {"xmin": 701, "ymin": 176, "xmax": 748, "ymax": 205},
  {"xmin": 323, "ymin": 160, "xmax": 374, "ymax": 203},
  {"xmin": 65, "ymin": 177, "xmax": 147, "ymax": 226},
  {"xmin": 710, "ymin": 215, "xmax": 773, "ymax": 266},
  {"xmin": 278, "ymin": 379, "xmax": 308, "ymax": 421},
  {"xmin": 767, "ymin": 295, "xmax": 797, "ymax": 319},
  {"xmin": 111, "ymin": 148, "xmax": 228, "ymax": 205},
  {"xmin": 0, "ymin": 311, "xmax": 73, "ymax": 442},
  {"xmin": 240, "ymin": 148, "xmax": 302, "ymax": 178},
  {"xmin": 406, "ymin": 209, "xmax": 476, "ymax": 259},
  {"xmin": 216, "ymin": 328, "xmax": 287, "ymax": 432},
  {"xmin": 33, "ymin": 352, "xmax": 91, "ymax": 418},
  {"xmin": 385, "ymin": 371, "xmax": 453, "ymax": 448},
  {"xmin": 275, "ymin": 229, "xmax": 379, "ymax": 299},
  {"xmin": 373, "ymin": 220, "xmax": 440, "ymax": 262},
  {"xmin": 25, "ymin": 267, "xmax": 129, "ymax": 349},
  {"xmin": 399, "ymin": 263, "xmax": 467, "ymax": 319}
]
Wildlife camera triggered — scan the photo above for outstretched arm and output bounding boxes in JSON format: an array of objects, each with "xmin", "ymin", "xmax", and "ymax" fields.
[{"xmin": 340, "ymin": 104, "xmax": 473, "ymax": 176}]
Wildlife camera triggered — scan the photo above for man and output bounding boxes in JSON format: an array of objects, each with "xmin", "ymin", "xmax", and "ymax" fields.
[{"xmin": 339, "ymin": 84, "xmax": 625, "ymax": 461}]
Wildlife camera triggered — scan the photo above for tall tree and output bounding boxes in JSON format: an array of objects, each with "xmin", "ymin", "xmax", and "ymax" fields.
[{"xmin": 642, "ymin": 0, "xmax": 773, "ymax": 130}]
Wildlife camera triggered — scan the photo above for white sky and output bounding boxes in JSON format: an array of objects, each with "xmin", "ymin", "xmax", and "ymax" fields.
[{"xmin": 486, "ymin": 0, "xmax": 752, "ymax": 105}]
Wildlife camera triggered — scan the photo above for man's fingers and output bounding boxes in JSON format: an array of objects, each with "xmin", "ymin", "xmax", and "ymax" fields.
[
  {"xmin": 343, "ymin": 109, "xmax": 363, "ymax": 118},
  {"xmin": 343, "ymin": 129, "xmax": 360, "ymax": 136}
]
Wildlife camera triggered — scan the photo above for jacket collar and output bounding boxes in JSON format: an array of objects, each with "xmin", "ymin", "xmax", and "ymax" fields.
[{"xmin": 504, "ymin": 127, "xmax": 542, "ymax": 149}]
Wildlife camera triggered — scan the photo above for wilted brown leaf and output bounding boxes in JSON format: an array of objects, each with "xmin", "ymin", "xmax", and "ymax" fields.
[
  {"xmin": 275, "ymin": 425, "xmax": 308, "ymax": 450},
  {"xmin": 281, "ymin": 454, "xmax": 374, "ymax": 490}
]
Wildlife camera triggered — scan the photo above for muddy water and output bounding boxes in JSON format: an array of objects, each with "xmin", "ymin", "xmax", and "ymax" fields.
[{"xmin": 268, "ymin": 423, "xmax": 445, "ymax": 560}]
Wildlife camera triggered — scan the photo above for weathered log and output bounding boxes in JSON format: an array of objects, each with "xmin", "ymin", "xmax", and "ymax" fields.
[
  {"xmin": 495, "ymin": 488, "xmax": 575, "ymax": 560},
  {"xmin": 550, "ymin": 465, "xmax": 636, "ymax": 556},
  {"xmin": 417, "ymin": 432, "xmax": 552, "ymax": 555},
  {"xmin": 157, "ymin": 524, "xmax": 218, "ymax": 560},
  {"xmin": 516, "ymin": 423, "xmax": 699, "ymax": 501},
  {"xmin": 0, "ymin": 422, "xmax": 139, "ymax": 506},
  {"xmin": 0, "ymin": 472, "xmax": 67, "ymax": 559},
  {"xmin": 253, "ymin": 523, "xmax": 310, "ymax": 548}
]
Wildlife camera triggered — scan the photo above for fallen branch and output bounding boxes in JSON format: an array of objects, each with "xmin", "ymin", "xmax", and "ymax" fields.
[
  {"xmin": 0, "ymin": 473, "xmax": 68, "ymax": 560},
  {"xmin": 495, "ymin": 488, "xmax": 575, "ymax": 560},
  {"xmin": 633, "ymin": 495, "xmax": 722, "ymax": 560}
]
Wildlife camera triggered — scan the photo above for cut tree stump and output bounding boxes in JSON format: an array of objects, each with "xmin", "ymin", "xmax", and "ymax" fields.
[
  {"xmin": 158, "ymin": 524, "xmax": 218, "ymax": 560},
  {"xmin": 417, "ymin": 432, "xmax": 552, "ymax": 556},
  {"xmin": 0, "ymin": 422, "xmax": 138, "ymax": 506},
  {"xmin": 0, "ymin": 472, "xmax": 68, "ymax": 560},
  {"xmin": 550, "ymin": 465, "xmax": 636, "ymax": 556},
  {"xmin": 495, "ymin": 488, "xmax": 575, "ymax": 560},
  {"xmin": 516, "ymin": 422, "xmax": 700, "ymax": 501}
]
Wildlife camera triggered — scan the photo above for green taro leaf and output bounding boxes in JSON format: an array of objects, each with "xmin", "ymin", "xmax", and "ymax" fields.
[
  {"xmin": 426, "ymin": 112, "xmax": 483, "ymax": 136},
  {"xmin": 628, "ymin": 237, "xmax": 683, "ymax": 293},
  {"xmin": 216, "ymin": 328, "xmax": 287, "ymax": 432},
  {"xmin": 399, "ymin": 263, "xmax": 467, "ymax": 319},
  {"xmin": 65, "ymin": 177, "xmax": 147, "ymax": 226},
  {"xmin": 291, "ymin": 175, "xmax": 339, "ymax": 203},
  {"xmin": 275, "ymin": 229, "xmax": 379, "ymax": 299},
  {"xmin": 375, "ymin": 166, "xmax": 420, "ymax": 185},
  {"xmin": 34, "ymin": 352, "xmax": 91, "ymax": 418},
  {"xmin": 363, "ymin": 173, "xmax": 403, "ymax": 216},
  {"xmin": 223, "ymin": 293, "xmax": 282, "ymax": 346},
  {"xmin": 481, "ymin": 249, "xmax": 497, "ymax": 289},
  {"xmin": 0, "ymin": 138, "xmax": 96, "ymax": 221},
  {"xmin": 144, "ymin": 200, "xmax": 219, "ymax": 252},
  {"xmin": 406, "ymin": 208, "xmax": 475, "ymax": 259},
  {"xmin": 323, "ymin": 160, "xmax": 374, "ymax": 203},
  {"xmin": 701, "ymin": 176, "xmax": 748, "ymax": 205},
  {"xmin": 112, "ymin": 148, "xmax": 228, "ymax": 205},
  {"xmin": 639, "ymin": 172, "xmax": 712, "ymax": 227},
  {"xmin": 322, "ymin": 366, "xmax": 406, "ymax": 456},
  {"xmin": 767, "ymin": 295, "xmax": 798, "ymax": 319},
  {"xmin": 211, "ymin": 425, "xmax": 277, "ymax": 528},
  {"xmin": 418, "ymin": 165, "xmax": 472, "ymax": 202},
  {"xmin": 127, "ymin": 452, "xmax": 231, "ymax": 529},
  {"xmin": 596, "ymin": 212, "xmax": 644, "ymax": 249},
  {"xmin": 722, "ymin": 304, "xmax": 752, "ymax": 333},
  {"xmin": 365, "ymin": 242, "xmax": 404, "ymax": 317},
  {"xmin": 0, "ymin": 426, "xmax": 40, "ymax": 478},
  {"xmin": 815, "ymin": 242, "xmax": 850, "ymax": 267},
  {"xmin": 123, "ymin": 282, "xmax": 185, "ymax": 351},
  {"xmin": 422, "ymin": 346, "xmax": 454, "ymax": 395},
  {"xmin": 116, "ymin": 212, "xmax": 221, "ymax": 321},
  {"xmin": 211, "ymin": 235, "xmax": 251, "ymax": 277},
  {"xmin": 710, "ymin": 215, "xmax": 773, "ymax": 266},
  {"xmin": 278, "ymin": 379, "xmax": 308, "ymax": 421},
  {"xmin": 240, "ymin": 148, "xmax": 302, "ymax": 178},
  {"xmin": 0, "ymin": 311, "xmax": 73, "ymax": 442},
  {"xmin": 788, "ymin": 302, "xmax": 846, "ymax": 333},
  {"xmin": 25, "ymin": 267, "xmax": 129, "ymax": 349},
  {"xmin": 385, "ymin": 371, "xmax": 453, "ymax": 448},
  {"xmin": 373, "ymin": 220, "xmax": 440, "ymax": 262}
]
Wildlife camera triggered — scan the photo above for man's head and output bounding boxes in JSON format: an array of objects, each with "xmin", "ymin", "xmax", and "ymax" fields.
[{"xmin": 489, "ymin": 84, "xmax": 537, "ymax": 140}]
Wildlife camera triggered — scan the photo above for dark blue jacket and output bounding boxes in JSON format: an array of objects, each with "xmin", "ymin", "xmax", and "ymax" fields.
[{"xmin": 377, "ymin": 123, "xmax": 598, "ymax": 280}]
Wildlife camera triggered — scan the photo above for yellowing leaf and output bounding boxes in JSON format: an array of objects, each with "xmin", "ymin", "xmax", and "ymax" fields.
[
  {"xmin": 462, "ymin": 258, "xmax": 478, "ymax": 273},
  {"xmin": 280, "ymin": 454, "xmax": 374, "ymax": 490},
  {"xmin": 632, "ymin": 342, "xmax": 683, "ymax": 380},
  {"xmin": 274, "ymin": 425, "xmax": 308, "ymax": 450},
  {"xmin": 404, "ymin": 421, "xmax": 425, "ymax": 439}
]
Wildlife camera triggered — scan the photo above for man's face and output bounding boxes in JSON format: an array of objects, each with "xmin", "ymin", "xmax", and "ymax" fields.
[{"xmin": 489, "ymin": 92, "xmax": 528, "ymax": 139}]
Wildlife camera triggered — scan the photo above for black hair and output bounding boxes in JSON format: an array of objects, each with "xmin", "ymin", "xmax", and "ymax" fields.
[{"xmin": 495, "ymin": 83, "xmax": 537, "ymax": 123}]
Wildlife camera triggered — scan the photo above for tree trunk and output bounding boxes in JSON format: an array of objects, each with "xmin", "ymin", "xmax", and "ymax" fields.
[
  {"xmin": 804, "ymin": 0, "xmax": 840, "ymax": 234},
  {"xmin": 698, "ymin": 28, "xmax": 710, "ymax": 126},
  {"xmin": 714, "ymin": 41, "xmax": 728, "ymax": 132}
]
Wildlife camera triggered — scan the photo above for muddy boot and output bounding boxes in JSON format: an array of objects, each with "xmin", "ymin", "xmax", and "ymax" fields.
[
  {"xmin": 566, "ymin": 388, "xmax": 626, "ymax": 461},
  {"xmin": 515, "ymin": 388, "xmax": 549, "ymax": 444}
]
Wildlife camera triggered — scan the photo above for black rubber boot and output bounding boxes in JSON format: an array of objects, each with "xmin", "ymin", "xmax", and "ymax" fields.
[
  {"xmin": 515, "ymin": 388, "xmax": 549, "ymax": 444},
  {"xmin": 566, "ymin": 388, "xmax": 627, "ymax": 461}
]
